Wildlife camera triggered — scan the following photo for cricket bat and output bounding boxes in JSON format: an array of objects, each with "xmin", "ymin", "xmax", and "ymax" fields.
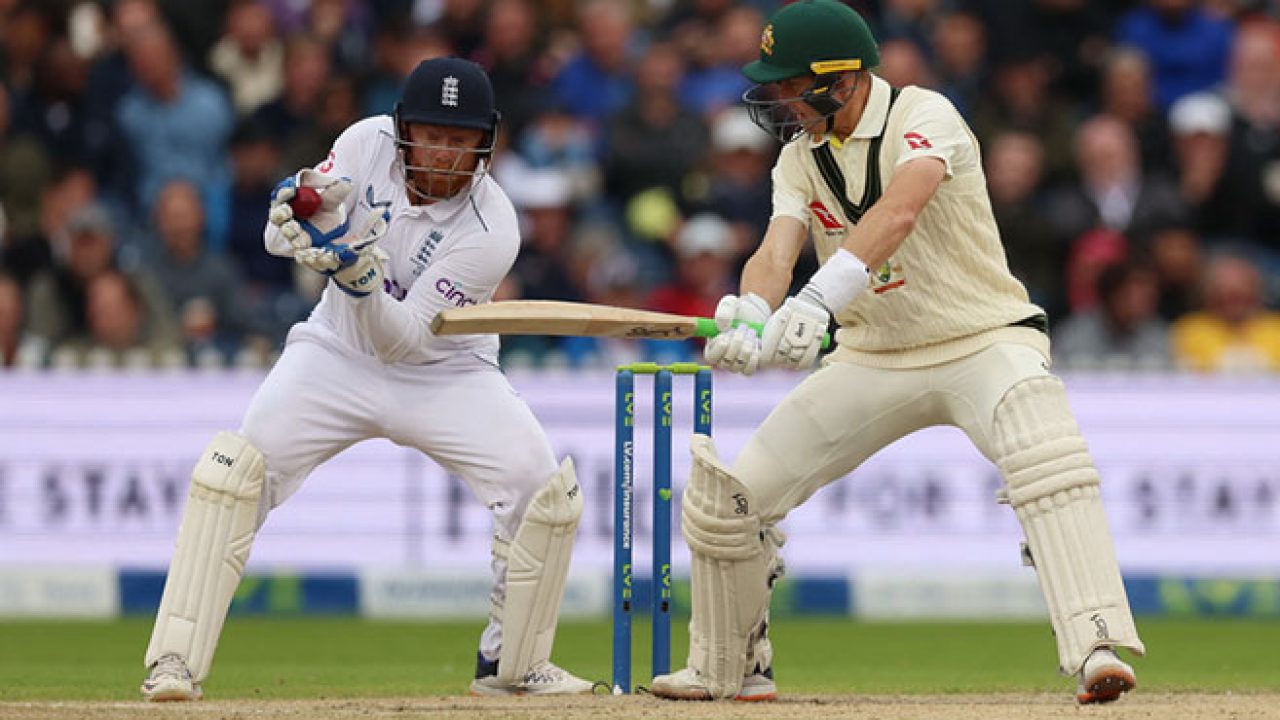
[{"xmin": 429, "ymin": 300, "xmax": 832, "ymax": 348}]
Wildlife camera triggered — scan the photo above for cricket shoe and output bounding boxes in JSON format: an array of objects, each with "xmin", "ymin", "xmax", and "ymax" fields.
[
  {"xmin": 140, "ymin": 653, "xmax": 202, "ymax": 702},
  {"xmin": 469, "ymin": 653, "xmax": 595, "ymax": 696},
  {"xmin": 650, "ymin": 666, "xmax": 777, "ymax": 701},
  {"xmin": 1076, "ymin": 646, "xmax": 1136, "ymax": 704}
]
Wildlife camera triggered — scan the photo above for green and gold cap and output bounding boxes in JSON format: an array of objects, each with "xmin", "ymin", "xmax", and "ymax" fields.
[{"xmin": 743, "ymin": 0, "xmax": 880, "ymax": 84}]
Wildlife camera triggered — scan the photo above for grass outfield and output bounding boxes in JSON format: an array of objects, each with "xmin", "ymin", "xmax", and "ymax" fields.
[{"xmin": 1, "ymin": 617, "xmax": 1278, "ymax": 700}]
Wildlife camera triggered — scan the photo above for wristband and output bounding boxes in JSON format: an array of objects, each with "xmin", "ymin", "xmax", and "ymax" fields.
[{"xmin": 798, "ymin": 248, "xmax": 869, "ymax": 312}]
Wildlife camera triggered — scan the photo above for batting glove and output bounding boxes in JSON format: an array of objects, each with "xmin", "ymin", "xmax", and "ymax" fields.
[
  {"xmin": 703, "ymin": 292, "xmax": 770, "ymax": 376},
  {"xmin": 760, "ymin": 293, "xmax": 829, "ymax": 370},
  {"xmin": 269, "ymin": 169, "xmax": 353, "ymax": 252}
]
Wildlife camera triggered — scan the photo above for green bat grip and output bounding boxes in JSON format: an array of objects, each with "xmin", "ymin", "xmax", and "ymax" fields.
[{"xmin": 693, "ymin": 317, "xmax": 833, "ymax": 350}]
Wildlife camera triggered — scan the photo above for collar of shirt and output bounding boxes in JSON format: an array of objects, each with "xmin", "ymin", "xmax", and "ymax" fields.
[{"xmin": 809, "ymin": 74, "xmax": 892, "ymax": 148}]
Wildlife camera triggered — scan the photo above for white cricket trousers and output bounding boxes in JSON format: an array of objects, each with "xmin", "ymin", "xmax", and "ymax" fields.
[
  {"xmin": 240, "ymin": 329, "xmax": 559, "ymax": 660},
  {"xmin": 734, "ymin": 341, "xmax": 1050, "ymax": 522}
]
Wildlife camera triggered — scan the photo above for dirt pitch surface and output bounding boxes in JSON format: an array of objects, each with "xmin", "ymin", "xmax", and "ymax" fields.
[{"xmin": 3, "ymin": 693, "xmax": 1279, "ymax": 720}]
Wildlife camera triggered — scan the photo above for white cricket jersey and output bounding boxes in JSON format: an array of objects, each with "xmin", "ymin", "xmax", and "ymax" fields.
[
  {"xmin": 771, "ymin": 75, "xmax": 1047, "ymax": 368},
  {"xmin": 263, "ymin": 115, "xmax": 516, "ymax": 365}
]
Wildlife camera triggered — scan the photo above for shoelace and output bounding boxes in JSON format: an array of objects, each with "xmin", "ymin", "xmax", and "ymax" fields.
[
  {"xmin": 522, "ymin": 663, "xmax": 565, "ymax": 685},
  {"xmin": 152, "ymin": 655, "xmax": 191, "ymax": 680}
]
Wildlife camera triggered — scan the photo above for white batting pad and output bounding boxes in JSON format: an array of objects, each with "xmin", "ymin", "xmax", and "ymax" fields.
[
  {"xmin": 497, "ymin": 457, "xmax": 583, "ymax": 683},
  {"xmin": 681, "ymin": 435, "xmax": 777, "ymax": 698},
  {"xmin": 992, "ymin": 378, "xmax": 1145, "ymax": 675},
  {"xmin": 145, "ymin": 432, "xmax": 265, "ymax": 681}
]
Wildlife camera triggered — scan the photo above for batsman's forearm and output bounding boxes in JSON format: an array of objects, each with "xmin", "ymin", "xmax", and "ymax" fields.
[
  {"xmin": 741, "ymin": 215, "xmax": 808, "ymax": 308},
  {"xmin": 739, "ymin": 251, "xmax": 793, "ymax": 309}
]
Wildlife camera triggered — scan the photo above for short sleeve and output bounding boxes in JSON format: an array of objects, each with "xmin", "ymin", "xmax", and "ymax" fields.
[
  {"xmin": 770, "ymin": 142, "xmax": 812, "ymax": 225},
  {"xmin": 888, "ymin": 94, "xmax": 973, "ymax": 179}
]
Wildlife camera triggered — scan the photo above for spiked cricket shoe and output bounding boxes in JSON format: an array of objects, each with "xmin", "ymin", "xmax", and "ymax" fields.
[
  {"xmin": 469, "ymin": 657, "xmax": 595, "ymax": 696},
  {"xmin": 651, "ymin": 666, "xmax": 776, "ymax": 701},
  {"xmin": 1076, "ymin": 647, "xmax": 1136, "ymax": 704},
  {"xmin": 140, "ymin": 653, "xmax": 202, "ymax": 702}
]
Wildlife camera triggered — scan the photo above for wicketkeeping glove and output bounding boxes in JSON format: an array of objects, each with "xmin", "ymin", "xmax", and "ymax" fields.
[
  {"xmin": 703, "ymin": 292, "xmax": 770, "ymax": 376},
  {"xmin": 269, "ymin": 169, "xmax": 353, "ymax": 252},
  {"xmin": 294, "ymin": 208, "xmax": 391, "ymax": 297}
]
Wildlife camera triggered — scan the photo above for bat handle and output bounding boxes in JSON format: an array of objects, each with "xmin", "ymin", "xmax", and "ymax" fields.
[{"xmin": 693, "ymin": 318, "xmax": 833, "ymax": 350}]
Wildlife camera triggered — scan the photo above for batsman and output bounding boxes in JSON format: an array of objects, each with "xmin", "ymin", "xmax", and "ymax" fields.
[
  {"xmin": 653, "ymin": 0, "xmax": 1144, "ymax": 705},
  {"xmin": 139, "ymin": 58, "xmax": 594, "ymax": 700}
]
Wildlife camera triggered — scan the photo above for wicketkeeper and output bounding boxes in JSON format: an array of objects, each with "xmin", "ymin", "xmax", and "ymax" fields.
[
  {"xmin": 652, "ymin": 0, "xmax": 1145, "ymax": 704},
  {"xmin": 140, "ymin": 58, "xmax": 594, "ymax": 700}
]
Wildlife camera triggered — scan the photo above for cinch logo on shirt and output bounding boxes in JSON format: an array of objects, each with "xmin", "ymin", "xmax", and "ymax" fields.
[{"xmin": 435, "ymin": 277, "xmax": 477, "ymax": 307}]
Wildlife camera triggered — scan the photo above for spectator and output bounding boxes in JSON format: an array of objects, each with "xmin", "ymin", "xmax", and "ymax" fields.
[
  {"xmin": 512, "ymin": 100, "xmax": 600, "ymax": 202},
  {"xmin": 1099, "ymin": 47, "xmax": 1174, "ymax": 175},
  {"xmin": 13, "ymin": 36, "xmax": 92, "ymax": 167},
  {"xmin": 647, "ymin": 212, "xmax": 736, "ymax": 320},
  {"xmin": 931, "ymin": 10, "xmax": 986, "ymax": 120},
  {"xmin": 50, "ymin": 270, "xmax": 183, "ymax": 369},
  {"xmin": 1046, "ymin": 114, "xmax": 1187, "ymax": 246},
  {"xmin": 1146, "ymin": 223, "xmax": 1204, "ymax": 321},
  {"xmin": 0, "ymin": 82, "xmax": 54, "ymax": 284},
  {"xmin": 1168, "ymin": 92, "xmax": 1236, "ymax": 238},
  {"xmin": 208, "ymin": 0, "xmax": 285, "ymax": 116},
  {"xmin": 509, "ymin": 169, "xmax": 582, "ymax": 302},
  {"xmin": 676, "ymin": 6, "xmax": 762, "ymax": 116},
  {"xmin": 81, "ymin": 0, "xmax": 163, "ymax": 195},
  {"xmin": 1217, "ymin": 20, "xmax": 1280, "ymax": 250},
  {"xmin": 1064, "ymin": 228, "xmax": 1129, "ymax": 314},
  {"xmin": 0, "ymin": 1, "xmax": 52, "ymax": 97},
  {"xmin": 472, "ymin": 0, "xmax": 548, "ymax": 140},
  {"xmin": 224, "ymin": 119, "xmax": 308, "ymax": 345},
  {"xmin": 1172, "ymin": 254, "xmax": 1280, "ymax": 372},
  {"xmin": 25, "ymin": 202, "xmax": 177, "ymax": 354},
  {"xmin": 549, "ymin": 0, "xmax": 635, "ymax": 128},
  {"xmin": 1116, "ymin": 0, "xmax": 1234, "ymax": 111},
  {"xmin": 306, "ymin": 0, "xmax": 376, "ymax": 71},
  {"xmin": 876, "ymin": 38, "xmax": 935, "ymax": 89},
  {"xmin": 1054, "ymin": 260, "xmax": 1173, "ymax": 370},
  {"xmin": 604, "ymin": 41, "xmax": 709, "ymax": 240},
  {"xmin": 701, "ymin": 107, "xmax": 774, "ymax": 257},
  {"xmin": 280, "ymin": 73, "xmax": 361, "ymax": 173},
  {"xmin": 249, "ymin": 33, "xmax": 329, "ymax": 145},
  {"xmin": 971, "ymin": 44, "xmax": 1078, "ymax": 183},
  {"xmin": 986, "ymin": 131, "xmax": 1065, "ymax": 319},
  {"xmin": 116, "ymin": 21, "xmax": 234, "ymax": 246},
  {"xmin": 0, "ymin": 271, "xmax": 30, "ymax": 368},
  {"xmin": 148, "ymin": 180, "xmax": 255, "ymax": 362}
]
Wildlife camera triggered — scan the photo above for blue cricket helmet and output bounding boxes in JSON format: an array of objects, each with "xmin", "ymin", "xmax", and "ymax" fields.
[{"xmin": 394, "ymin": 57, "xmax": 500, "ymax": 135}]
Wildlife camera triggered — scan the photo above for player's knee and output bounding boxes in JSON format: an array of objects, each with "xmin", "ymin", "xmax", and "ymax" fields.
[
  {"xmin": 730, "ymin": 440, "xmax": 798, "ymax": 525},
  {"xmin": 991, "ymin": 376, "xmax": 1099, "ymax": 501}
]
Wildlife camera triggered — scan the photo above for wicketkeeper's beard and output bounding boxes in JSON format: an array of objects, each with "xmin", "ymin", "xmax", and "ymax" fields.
[{"xmin": 407, "ymin": 166, "xmax": 472, "ymax": 201}]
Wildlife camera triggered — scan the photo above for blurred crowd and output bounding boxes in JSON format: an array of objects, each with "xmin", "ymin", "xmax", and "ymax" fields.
[{"xmin": 3, "ymin": 0, "xmax": 1280, "ymax": 373}]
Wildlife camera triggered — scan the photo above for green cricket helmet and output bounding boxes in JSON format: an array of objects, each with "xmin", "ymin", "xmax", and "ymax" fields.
[{"xmin": 742, "ymin": 0, "xmax": 880, "ymax": 142}]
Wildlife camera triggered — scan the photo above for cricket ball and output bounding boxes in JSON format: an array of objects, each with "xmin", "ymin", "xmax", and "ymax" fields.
[{"xmin": 290, "ymin": 186, "xmax": 323, "ymax": 218}]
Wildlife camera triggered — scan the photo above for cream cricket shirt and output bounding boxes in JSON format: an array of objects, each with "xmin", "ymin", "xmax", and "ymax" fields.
[
  {"xmin": 771, "ymin": 75, "xmax": 1048, "ymax": 368},
  {"xmin": 264, "ymin": 116, "xmax": 516, "ymax": 366}
]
